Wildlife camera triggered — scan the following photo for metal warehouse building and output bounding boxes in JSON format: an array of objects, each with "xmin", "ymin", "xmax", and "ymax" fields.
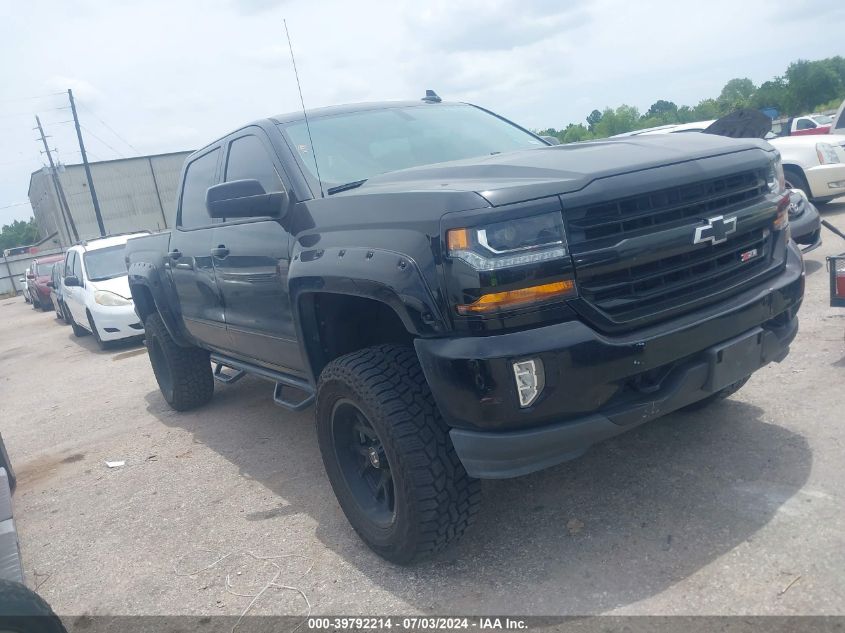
[{"xmin": 28, "ymin": 151, "xmax": 193, "ymax": 247}]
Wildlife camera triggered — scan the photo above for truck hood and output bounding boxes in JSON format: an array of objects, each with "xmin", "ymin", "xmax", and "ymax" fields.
[{"xmin": 341, "ymin": 132, "xmax": 773, "ymax": 207}]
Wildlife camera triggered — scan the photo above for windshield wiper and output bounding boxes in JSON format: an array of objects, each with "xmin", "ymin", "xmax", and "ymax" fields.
[{"xmin": 327, "ymin": 179, "xmax": 367, "ymax": 195}]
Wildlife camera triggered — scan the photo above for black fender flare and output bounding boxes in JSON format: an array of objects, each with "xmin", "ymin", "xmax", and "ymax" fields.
[
  {"xmin": 128, "ymin": 261, "xmax": 194, "ymax": 347},
  {"xmin": 289, "ymin": 246, "xmax": 448, "ymax": 382}
]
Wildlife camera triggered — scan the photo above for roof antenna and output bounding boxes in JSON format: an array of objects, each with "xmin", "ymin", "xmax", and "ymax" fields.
[
  {"xmin": 284, "ymin": 19, "xmax": 324, "ymax": 198},
  {"xmin": 422, "ymin": 90, "xmax": 442, "ymax": 103}
]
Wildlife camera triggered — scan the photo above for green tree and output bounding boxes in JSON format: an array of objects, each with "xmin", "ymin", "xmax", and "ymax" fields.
[
  {"xmin": 750, "ymin": 78, "xmax": 789, "ymax": 112},
  {"xmin": 692, "ymin": 98, "xmax": 722, "ymax": 121},
  {"xmin": 644, "ymin": 100, "xmax": 678, "ymax": 122},
  {"xmin": 785, "ymin": 59, "xmax": 844, "ymax": 112},
  {"xmin": 718, "ymin": 78, "xmax": 757, "ymax": 110},
  {"xmin": 586, "ymin": 109, "xmax": 603, "ymax": 132},
  {"xmin": 562, "ymin": 123, "xmax": 592, "ymax": 143},
  {"xmin": 593, "ymin": 105, "xmax": 641, "ymax": 137},
  {"xmin": 0, "ymin": 218, "xmax": 39, "ymax": 251}
]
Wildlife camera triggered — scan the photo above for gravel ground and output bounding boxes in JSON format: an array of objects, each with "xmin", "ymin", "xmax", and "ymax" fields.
[{"xmin": 2, "ymin": 199, "xmax": 844, "ymax": 618}]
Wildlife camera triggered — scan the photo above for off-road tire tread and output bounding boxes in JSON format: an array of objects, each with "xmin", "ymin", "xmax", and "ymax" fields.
[
  {"xmin": 317, "ymin": 344, "xmax": 481, "ymax": 564},
  {"xmin": 145, "ymin": 312, "xmax": 213, "ymax": 411},
  {"xmin": 0, "ymin": 578, "xmax": 67, "ymax": 631}
]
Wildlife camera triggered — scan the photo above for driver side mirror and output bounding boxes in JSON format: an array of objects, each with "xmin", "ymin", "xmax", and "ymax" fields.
[
  {"xmin": 205, "ymin": 179, "xmax": 288, "ymax": 220},
  {"xmin": 540, "ymin": 135, "xmax": 561, "ymax": 146},
  {"xmin": 46, "ymin": 281, "xmax": 55, "ymax": 288},
  {"xmin": 26, "ymin": 273, "xmax": 35, "ymax": 280},
  {"xmin": 64, "ymin": 276, "xmax": 81, "ymax": 288}
]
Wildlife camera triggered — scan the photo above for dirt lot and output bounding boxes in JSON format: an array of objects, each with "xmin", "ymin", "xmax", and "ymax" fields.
[{"xmin": 2, "ymin": 200, "xmax": 845, "ymax": 618}]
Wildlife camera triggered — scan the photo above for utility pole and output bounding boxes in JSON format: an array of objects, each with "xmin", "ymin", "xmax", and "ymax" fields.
[
  {"xmin": 68, "ymin": 88, "xmax": 106, "ymax": 236},
  {"xmin": 35, "ymin": 115, "xmax": 79, "ymax": 243}
]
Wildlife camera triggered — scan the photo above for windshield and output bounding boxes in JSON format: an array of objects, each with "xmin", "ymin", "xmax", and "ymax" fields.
[
  {"xmin": 812, "ymin": 114, "xmax": 833, "ymax": 125},
  {"xmin": 280, "ymin": 104, "xmax": 545, "ymax": 190},
  {"xmin": 35, "ymin": 261, "xmax": 60, "ymax": 278},
  {"xmin": 83, "ymin": 245, "xmax": 128, "ymax": 282}
]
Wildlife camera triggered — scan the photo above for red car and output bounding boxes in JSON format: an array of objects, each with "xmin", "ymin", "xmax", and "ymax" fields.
[{"xmin": 27, "ymin": 254, "xmax": 65, "ymax": 311}]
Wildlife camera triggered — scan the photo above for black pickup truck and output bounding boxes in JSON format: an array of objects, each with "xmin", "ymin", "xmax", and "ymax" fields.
[{"xmin": 126, "ymin": 97, "xmax": 804, "ymax": 563}]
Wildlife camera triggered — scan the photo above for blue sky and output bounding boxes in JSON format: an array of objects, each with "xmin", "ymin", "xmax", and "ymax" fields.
[{"xmin": 1, "ymin": 0, "xmax": 841, "ymax": 226}]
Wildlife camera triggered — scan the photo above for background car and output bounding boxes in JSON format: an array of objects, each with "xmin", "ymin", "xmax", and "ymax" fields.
[
  {"xmin": 27, "ymin": 255, "xmax": 65, "ymax": 311},
  {"xmin": 770, "ymin": 135, "xmax": 845, "ymax": 205},
  {"xmin": 61, "ymin": 234, "xmax": 147, "ymax": 348},
  {"xmin": 18, "ymin": 271, "xmax": 31, "ymax": 303},
  {"xmin": 48, "ymin": 263, "xmax": 69, "ymax": 323},
  {"xmin": 772, "ymin": 114, "xmax": 833, "ymax": 137}
]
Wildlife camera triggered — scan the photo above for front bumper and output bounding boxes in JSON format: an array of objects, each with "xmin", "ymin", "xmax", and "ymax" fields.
[
  {"xmin": 790, "ymin": 204, "xmax": 822, "ymax": 253},
  {"xmin": 416, "ymin": 242, "xmax": 805, "ymax": 479},
  {"xmin": 805, "ymin": 163, "xmax": 845, "ymax": 201},
  {"xmin": 89, "ymin": 302, "xmax": 145, "ymax": 341}
]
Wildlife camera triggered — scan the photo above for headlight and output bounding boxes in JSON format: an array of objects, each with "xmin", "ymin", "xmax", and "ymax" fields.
[
  {"xmin": 767, "ymin": 156, "xmax": 785, "ymax": 194},
  {"xmin": 816, "ymin": 143, "xmax": 841, "ymax": 165},
  {"xmin": 446, "ymin": 212, "xmax": 567, "ymax": 271},
  {"xmin": 94, "ymin": 290, "xmax": 132, "ymax": 306}
]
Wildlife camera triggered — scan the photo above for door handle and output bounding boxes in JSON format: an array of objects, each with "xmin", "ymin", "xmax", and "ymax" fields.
[
  {"xmin": 168, "ymin": 249, "xmax": 182, "ymax": 260},
  {"xmin": 211, "ymin": 245, "xmax": 230, "ymax": 258}
]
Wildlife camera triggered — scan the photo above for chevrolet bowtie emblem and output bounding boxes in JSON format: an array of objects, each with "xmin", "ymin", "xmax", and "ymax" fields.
[{"xmin": 693, "ymin": 215, "xmax": 737, "ymax": 245}]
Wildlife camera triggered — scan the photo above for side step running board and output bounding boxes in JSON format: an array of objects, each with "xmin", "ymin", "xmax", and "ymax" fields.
[
  {"xmin": 209, "ymin": 353, "xmax": 315, "ymax": 412},
  {"xmin": 213, "ymin": 363, "xmax": 246, "ymax": 384}
]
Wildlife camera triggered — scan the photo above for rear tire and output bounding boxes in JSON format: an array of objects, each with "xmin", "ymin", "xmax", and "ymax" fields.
[
  {"xmin": 59, "ymin": 302, "xmax": 71, "ymax": 326},
  {"xmin": 144, "ymin": 312, "xmax": 213, "ymax": 411},
  {"xmin": 0, "ymin": 579, "xmax": 67, "ymax": 632},
  {"xmin": 682, "ymin": 377, "xmax": 750, "ymax": 411},
  {"xmin": 316, "ymin": 345, "xmax": 481, "ymax": 564}
]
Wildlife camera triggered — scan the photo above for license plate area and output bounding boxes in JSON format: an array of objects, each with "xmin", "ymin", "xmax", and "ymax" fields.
[{"xmin": 705, "ymin": 327, "xmax": 764, "ymax": 392}]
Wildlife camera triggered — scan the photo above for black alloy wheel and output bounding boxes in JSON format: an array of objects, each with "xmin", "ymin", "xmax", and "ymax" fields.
[{"xmin": 331, "ymin": 399, "xmax": 395, "ymax": 527}]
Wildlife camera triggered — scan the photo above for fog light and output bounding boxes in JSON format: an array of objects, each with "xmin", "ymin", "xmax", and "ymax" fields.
[{"xmin": 513, "ymin": 358, "xmax": 545, "ymax": 408}]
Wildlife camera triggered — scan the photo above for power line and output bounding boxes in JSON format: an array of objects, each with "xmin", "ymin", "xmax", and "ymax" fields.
[
  {"xmin": 80, "ymin": 123, "xmax": 125, "ymax": 158},
  {"xmin": 0, "ymin": 201, "xmax": 32, "ymax": 210},
  {"xmin": 78, "ymin": 103, "xmax": 140, "ymax": 154},
  {"xmin": 0, "ymin": 92, "xmax": 64, "ymax": 106}
]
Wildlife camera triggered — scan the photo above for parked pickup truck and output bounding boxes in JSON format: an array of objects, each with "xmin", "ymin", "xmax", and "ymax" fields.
[{"xmin": 126, "ymin": 97, "xmax": 805, "ymax": 563}]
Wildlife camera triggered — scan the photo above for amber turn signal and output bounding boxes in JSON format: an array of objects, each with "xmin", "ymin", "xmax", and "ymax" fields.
[
  {"xmin": 447, "ymin": 228, "xmax": 470, "ymax": 251},
  {"xmin": 456, "ymin": 280, "xmax": 576, "ymax": 315}
]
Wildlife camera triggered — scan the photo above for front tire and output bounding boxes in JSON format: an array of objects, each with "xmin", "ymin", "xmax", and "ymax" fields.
[
  {"xmin": 0, "ymin": 579, "xmax": 67, "ymax": 632},
  {"xmin": 87, "ymin": 311, "xmax": 108, "ymax": 350},
  {"xmin": 144, "ymin": 313, "xmax": 213, "ymax": 411},
  {"xmin": 784, "ymin": 167, "xmax": 812, "ymax": 201},
  {"xmin": 67, "ymin": 310, "xmax": 88, "ymax": 338},
  {"xmin": 316, "ymin": 345, "xmax": 481, "ymax": 564}
]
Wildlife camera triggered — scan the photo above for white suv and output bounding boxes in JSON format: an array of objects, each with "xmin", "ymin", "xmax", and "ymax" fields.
[{"xmin": 61, "ymin": 233, "xmax": 147, "ymax": 348}]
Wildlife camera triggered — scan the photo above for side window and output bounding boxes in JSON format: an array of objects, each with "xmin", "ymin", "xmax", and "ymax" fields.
[
  {"xmin": 72, "ymin": 251, "xmax": 83, "ymax": 280},
  {"xmin": 225, "ymin": 135, "xmax": 284, "ymax": 194},
  {"xmin": 64, "ymin": 252, "xmax": 75, "ymax": 279},
  {"xmin": 796, "ymin": 118, "xmax": 816, "ymax": 130},
  {"xmin": 179, "ymin": 149, "xmax": 220, "ymax": 229}
]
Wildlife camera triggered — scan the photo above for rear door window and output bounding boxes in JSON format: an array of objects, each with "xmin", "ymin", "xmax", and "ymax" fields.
[{"xmin": 179, "ymin": 149, "xmax": 220, "ymax": 229}]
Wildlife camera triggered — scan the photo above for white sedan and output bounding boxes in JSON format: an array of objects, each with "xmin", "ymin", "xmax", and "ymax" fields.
[{"xmin": 61, "ymin": 234, "xmax": 147, "ymax": 348}]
